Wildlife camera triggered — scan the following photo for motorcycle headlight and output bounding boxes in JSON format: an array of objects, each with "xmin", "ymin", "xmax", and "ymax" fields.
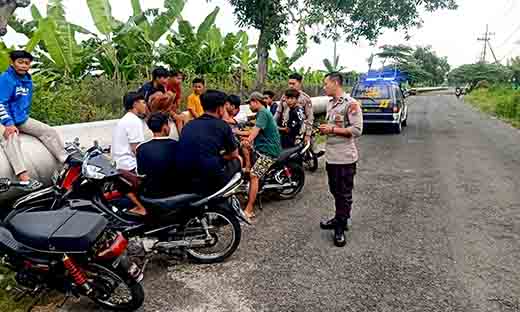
[{"xmin": 83, "ymin": 165, "xmax": 106, "ymax": 180}]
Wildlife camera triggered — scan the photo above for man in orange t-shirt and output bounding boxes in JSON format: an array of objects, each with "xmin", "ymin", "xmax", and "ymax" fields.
[{"xmin": 186, "ymin": 78, "xmax": 205, "ymax": 119}]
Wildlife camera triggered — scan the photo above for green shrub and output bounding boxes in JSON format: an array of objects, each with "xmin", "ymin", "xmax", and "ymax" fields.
[
  {"xmin": 30, "ymin": 77, "xmax": 327, "ymax": 126},
  {"xmin": 467, "ymin": 85, "xmax": 520, "ymax": 128},
  {"xmin": 31, "ymin": 77, "xmax": 141, "ymax": 126}
]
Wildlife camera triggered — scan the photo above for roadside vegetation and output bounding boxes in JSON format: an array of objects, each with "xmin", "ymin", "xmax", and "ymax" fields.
[
  {"xmin": 466, "ymin": 86, "xmax": 520, "ymax": 128},
  {"xmin": 449, "ymin": 60, "xmax": 520, "ymax": 128}
]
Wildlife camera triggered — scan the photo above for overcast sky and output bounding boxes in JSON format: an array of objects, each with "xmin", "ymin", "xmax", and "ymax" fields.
[{"xmin": 3, "ymin": 0, "xmax": 520, "ymax": 72}]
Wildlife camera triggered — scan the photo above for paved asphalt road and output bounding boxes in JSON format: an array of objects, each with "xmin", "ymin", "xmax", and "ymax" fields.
[{"xmin": 67, "ymin": 94, "xmax": 520, "ymax": 312}]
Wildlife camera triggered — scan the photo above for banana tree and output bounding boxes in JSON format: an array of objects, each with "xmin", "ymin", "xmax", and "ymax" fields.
[
  {"xmin": 86, "ymin": 0, "xmax": 186, "ymax": 80},
  {"xmin": 159, "ymin": 7, "xmax": 221, "ymax": 74},
  {"xmin": 268, "ymin": 42, "xmax": 307, "ymax": 82},
  {"xmin": 232, "ymin": 31, "xmax": 256, "ymax": 94},
  {"xmin": 0, "ymin": 41, "xmax": 12, "ymax": 72},
  {"xmin": 17, "ymin": 0, "xmax": 93, "ymax": 78},
  {"xmin": 87, "ymin": 0, "xmax": 185, "ymax": 42},
  {"xmin": 323, "ymin": 53, "xmax": 345, "ymax": 73}
]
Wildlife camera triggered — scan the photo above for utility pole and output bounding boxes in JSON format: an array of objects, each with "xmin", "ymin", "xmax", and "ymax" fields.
[{"xmin": 478, "ymin": 24, "xmax": 498, "ymax": 63}]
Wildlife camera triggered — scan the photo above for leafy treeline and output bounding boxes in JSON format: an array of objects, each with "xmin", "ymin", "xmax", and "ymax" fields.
[
  {"xmin": 0, "ymin": 0, "xmax": 457, "ymax": 125},
  {"xmin": 449, "ymin": 59, "xmax": 520, "ymax": 129},
  {"xmin": 372, "ymin": 44, "xmax": 451, "ymax": 87}
]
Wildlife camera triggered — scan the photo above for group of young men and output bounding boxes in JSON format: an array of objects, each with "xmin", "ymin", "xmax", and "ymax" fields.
[
  {"xmin": 111, "ymin": 69, "xmax": 316, "ymax": 220},
  {"xmin": 0, "ymin": 50, "xmax": 363, "ymax": 247}
]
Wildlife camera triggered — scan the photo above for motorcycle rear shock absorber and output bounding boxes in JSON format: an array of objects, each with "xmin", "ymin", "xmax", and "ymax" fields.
[{"xmin": 62, "ymin": 254, "xmax": 92, "ymax": 295}]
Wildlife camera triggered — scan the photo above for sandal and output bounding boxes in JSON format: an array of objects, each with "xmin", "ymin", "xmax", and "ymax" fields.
[{"xmin": 244, "ymin": 211, "xmax": 256, "ymax": 220}]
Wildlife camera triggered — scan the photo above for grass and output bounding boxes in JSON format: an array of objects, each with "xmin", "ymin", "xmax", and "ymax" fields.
[
  {"xmin": 0, "ymin": 265, "xmax": 63, "ymax": 311},
  {"xmin": 0, "ymin": 266, "xmax": 33, "ymax": 312},
  {"xmin": 466, "ymin": 86, "xmax": 520, "ymax": 128}
]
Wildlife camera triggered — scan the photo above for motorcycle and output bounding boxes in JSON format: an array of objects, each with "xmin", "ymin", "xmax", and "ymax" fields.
[
  {"xmin": 455, "ymin": 87, "xmax": 464, "ymax": 99},
  {"xmin": 301, "ymin": 123, "xmax": 325, "ymax": 172},
  {"xmin": 9, "ymin": 143, "xmax": 248, "ymax": 264},
  {"xmin": 0, "ymin": 179, "xmax": 144, "ymax": 311},
  {"xmin": 233, "ymin": 140, "xmax": 309, "ymax": 202}
]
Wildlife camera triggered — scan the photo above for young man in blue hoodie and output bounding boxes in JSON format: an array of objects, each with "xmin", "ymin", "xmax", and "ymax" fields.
[{"xmin": 0, "ymin": 50, "xmax": 66, "ymax": 190}]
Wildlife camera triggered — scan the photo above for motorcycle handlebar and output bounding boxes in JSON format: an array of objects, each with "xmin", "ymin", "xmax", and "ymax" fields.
[{"xmin": 0, "ymin": 178, "xmax": 31, "ymax": 193}]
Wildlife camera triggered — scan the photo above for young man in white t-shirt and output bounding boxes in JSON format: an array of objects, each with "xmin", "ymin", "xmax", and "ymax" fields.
[
  {"xmin": 112, "ymin": 92, "xmax": 148, "ymax": 171},
  {"xmin": 112, "ymin": 92, "xmax": 148, "ymax": 216}
]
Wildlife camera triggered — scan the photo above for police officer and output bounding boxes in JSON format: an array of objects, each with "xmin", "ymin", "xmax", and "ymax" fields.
[{"xmin": 319, "ymin": 72, "xmax": 363, "ymax": 247}]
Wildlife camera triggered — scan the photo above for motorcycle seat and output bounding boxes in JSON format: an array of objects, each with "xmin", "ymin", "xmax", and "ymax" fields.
[
  {"xmin": 0, "ymin": 226, "xmax": 23, "ymax": 253},
  {"xmin": 6, "ymin": 209, "xmax": 107, "ymax": 253},
  {"xmin": 140, "ymin": 193, "xmax": 202, "ymax": 215},
  {"xmin": 277, "ymin": 146, "xmax": 301, "ymax": 163}
]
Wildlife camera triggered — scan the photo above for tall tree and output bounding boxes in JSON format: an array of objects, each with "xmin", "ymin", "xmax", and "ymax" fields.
[
  {"xmin": 228, "ymin": 0, "xmax": 291, "ymax": 89},
  {"xmin": 227, "ymin": 0, "xmax": 457, "ymax": 89},
  {"xmin": 412, "ymin": 46, "xmax": 450, "ymax": 85}
]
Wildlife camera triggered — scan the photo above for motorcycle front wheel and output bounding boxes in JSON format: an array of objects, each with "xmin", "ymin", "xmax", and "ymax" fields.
[
  {"xmin": 303, "ymin": 150, "xmax": 319, "ymax": 172},
  {"xmin": 84, "ymin": 263, "xmax": 144, "ymax": 311},
  {"xmin": 184, "ymin": 209, "xmax": 241, "ymax": 264},
  {"xmin": 276, "ymin": 162, "xmax": 305, "ymax": 200}
]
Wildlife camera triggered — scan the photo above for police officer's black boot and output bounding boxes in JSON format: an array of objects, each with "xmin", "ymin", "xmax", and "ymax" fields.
[
  {"xmin": 333, "ymin": 218, "xmax": 347, "ymax": 247},
  {"xmin": 320, "ymin": 217, "xmax": 349, "ymax": 231}
]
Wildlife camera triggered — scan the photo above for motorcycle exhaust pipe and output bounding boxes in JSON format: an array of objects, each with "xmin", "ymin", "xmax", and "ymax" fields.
[
  {"xmin": 154, "ymin": 239, "xmax": 209, "ymax": 250},
  {"xmin": 263, "ymin": 182, "xmax": 298, "ymax": 190}
]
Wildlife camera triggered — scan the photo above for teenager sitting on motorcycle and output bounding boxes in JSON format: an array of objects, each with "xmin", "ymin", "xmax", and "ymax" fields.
[
  {"xmin": 136, "ymin": 112, "xmax": 179, "ymax": 201},
  {"xmin": 112, "ymin": 92, "xmax": 148, "ymax": 216},
  {"xmin": 177, "ymin": 90, "xmax": 242, "ymax": 195},
  {"xmin": 242, "ymin": 92, "xmax": 282, "ymax": 220},
  {"xmin": 279, "ymin": 89, "xmax": 305, "ymax": 149}
]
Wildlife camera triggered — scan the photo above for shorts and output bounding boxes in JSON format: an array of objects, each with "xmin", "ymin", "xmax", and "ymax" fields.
[{"xmin": 251, "ymin": 153, "xmax": 276, "ymax": 179}]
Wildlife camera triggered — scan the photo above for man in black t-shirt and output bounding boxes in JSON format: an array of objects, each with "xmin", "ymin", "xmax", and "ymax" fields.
[
  {"xmin": 136, "ymin": 112, "xmax": 179, "ymax": 199},
  {"xmin": 177, "ymin": 90, "xmax": 241, "ymax": 195},
  {"xmin": 138, "ymin": 67, "xmax": 169, "ymax": 103}
]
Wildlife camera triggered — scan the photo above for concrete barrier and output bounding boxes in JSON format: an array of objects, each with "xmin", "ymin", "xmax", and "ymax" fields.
[{"xmin": 0, "ymin": 96, "xmax": 331, "ymax": 205}]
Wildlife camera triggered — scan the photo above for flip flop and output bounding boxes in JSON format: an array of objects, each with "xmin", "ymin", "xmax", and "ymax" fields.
[{"xmin": 244, "ymin": 211, "xmax": 256, "ymax": 220}]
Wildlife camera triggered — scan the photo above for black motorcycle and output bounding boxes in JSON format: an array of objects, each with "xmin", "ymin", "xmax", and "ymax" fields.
[
  {"xmin": 301, "ymin": 123, "xmax": 325, "ymax": 172},
  {"xmin": 0, "ymin": 179, "xmax": 144, "ymax": 311},
  {"xmin": 233, "ymin": 140, "xmax": 309, "ymax": 202},
  {"xmin": 9, "ymin": 143, "xmax": 248, "ymax": 264},
  {"xmin": 455, "ymin": 87, "xmax": 464, "ymax": 99}
]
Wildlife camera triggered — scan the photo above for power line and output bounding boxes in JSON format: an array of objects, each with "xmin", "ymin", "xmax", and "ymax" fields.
[
  {"xmin": 497, "ymin": 22, "xmax": 520, "ymax": 48},
  {"xmin": 499, "ymin": 45, "xmax": 520, "ymax": 62}
]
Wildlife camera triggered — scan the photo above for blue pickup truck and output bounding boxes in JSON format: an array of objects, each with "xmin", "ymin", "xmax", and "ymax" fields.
[{"xmin": 352, "ymin": 70, "xmax": 409, "ymax": 134}]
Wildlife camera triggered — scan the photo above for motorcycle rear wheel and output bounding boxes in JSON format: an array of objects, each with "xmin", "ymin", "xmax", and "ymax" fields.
[
  {"xmin": 85, "ymin": 263, "xmax": 144, "ymax": 311},
  {"xmin": 276, "ymin": 163, "xmax": 305, "ymax": 200},
  {"xmin": 185, "ymin": 209, "xmax": 241, "ymax": 264}
]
